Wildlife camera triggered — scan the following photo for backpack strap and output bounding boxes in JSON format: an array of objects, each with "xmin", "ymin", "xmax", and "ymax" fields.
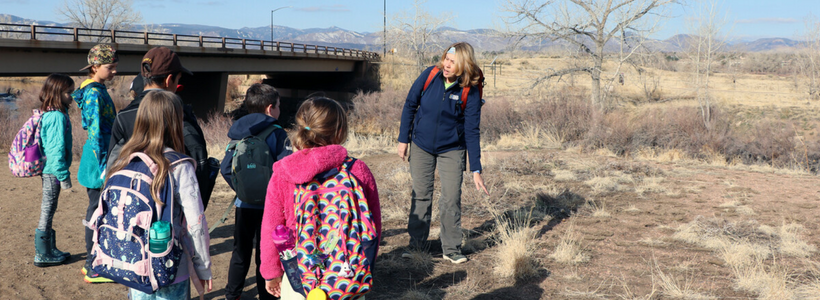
[
  {"xmin": 422, "ymin": 66, "xmax": 440, "ymax": 93},
  {"xmin": 256, "ymin": 124, "xmax": 281, "ymax": 140},
  {"xmin": 341, "ymin": 157, "xmax": 357, "ymax": 171}
]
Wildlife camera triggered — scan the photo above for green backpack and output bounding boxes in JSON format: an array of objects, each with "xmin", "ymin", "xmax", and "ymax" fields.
[{"xmin": 227, "ymin": 124, "xmax": 281, "ymax": 205}]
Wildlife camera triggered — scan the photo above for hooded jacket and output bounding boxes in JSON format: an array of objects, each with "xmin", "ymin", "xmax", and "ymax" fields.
[
  {"xmin": 219, "ymin": 113, "xmax": 291, "ymax": 208},
  {"xmin": 73, "ymin": 79, "xmax": 116, "ymax": 188},
  {"xmin": 398, "ymin": 66, "xmax": 483, "ymax": 172},
  {"xmin": 107, "ymin": 88, "xmax": 208, "ymax": 168},
  {"xmin": 40, "ymin": 110, "xmax": 73, "ymax": 182},
  {"xmin": 258, "ymin": 145, "xmax": 382, "ymax": 280}
]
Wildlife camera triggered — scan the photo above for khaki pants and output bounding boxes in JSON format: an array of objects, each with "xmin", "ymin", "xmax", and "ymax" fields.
[{"xmin": 406, "ymin": 142, "xmax": 466, "ymax": 255}]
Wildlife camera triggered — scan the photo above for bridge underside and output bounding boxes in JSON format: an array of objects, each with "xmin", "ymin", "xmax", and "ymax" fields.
[{"xmin": 0, "ymin": 39, "xmax": 379, "ymax": 119}]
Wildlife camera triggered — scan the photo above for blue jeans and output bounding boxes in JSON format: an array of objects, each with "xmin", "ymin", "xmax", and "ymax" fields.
[{"xmin": 129, "ymin": 279, "xmax": 190, "ymax": 300}]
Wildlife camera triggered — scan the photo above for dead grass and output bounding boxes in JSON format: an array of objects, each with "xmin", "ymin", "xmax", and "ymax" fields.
[
  {"xmin": 584, "ymin": 176, "xmax": 624, "ymax": 194},
  {"xmin": 550, "ymin": 218, "xmax": 590, "ymax": 264},
  {"xmin": 653, "ymin": 258, "xmax": 716, "ymax": 299},
  {"xmin": 490, "ymin": 204, "xmax": 543, "ymax": 280}
]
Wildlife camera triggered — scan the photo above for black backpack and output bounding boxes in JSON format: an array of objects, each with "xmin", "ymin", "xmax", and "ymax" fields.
[{"xmin": 226, "ymin": 124, "xmax": 280, "ymax": 205}]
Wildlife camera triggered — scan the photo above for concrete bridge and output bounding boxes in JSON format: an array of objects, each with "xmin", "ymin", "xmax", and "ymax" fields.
[{"xmin": 0, "ymin": 23, "xmax": 380, "ymax": 119}]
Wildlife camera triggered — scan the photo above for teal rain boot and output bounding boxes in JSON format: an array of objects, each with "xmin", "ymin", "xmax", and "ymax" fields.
[
  {"xmin": 34, "ymin": 229, "xmax": 66, "ymax": 267},
  {"xmin": 49, "ymin": 229, "xmax": 70, "ymax": 259}
]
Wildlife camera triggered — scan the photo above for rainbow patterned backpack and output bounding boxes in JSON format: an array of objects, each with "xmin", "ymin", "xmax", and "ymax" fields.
[
  {"xmin": 8, "ymin": 109, "xmax": 45, "ymax": 177},
  {"xmin": 289, "ymin": 157, "xmax": 378, "ymax": 300}
]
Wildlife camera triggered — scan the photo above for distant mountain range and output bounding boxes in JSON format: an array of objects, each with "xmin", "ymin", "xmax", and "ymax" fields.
[{"xmin": 0, "ymin": 14, "xmax": 806, "ymax": 53}]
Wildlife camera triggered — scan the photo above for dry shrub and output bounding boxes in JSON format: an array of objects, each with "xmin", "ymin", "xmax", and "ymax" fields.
[
  {"xmin": 200, "ymin": 113, "xmax": 233, "ymax": 157},
  {"xmin": 344, "ymin": 131, "xmax": 393, "ymax": 156},
  {"xmin": 348, "ymin": 88, "xmax": 405, "ymax": 136},
  {"xmin": 0, "ymin": 103, "xmax": 22, "ymax": 152},
  {"xmin": 226, "ymin": 75, "xmax": 243, "ymax": 102}
]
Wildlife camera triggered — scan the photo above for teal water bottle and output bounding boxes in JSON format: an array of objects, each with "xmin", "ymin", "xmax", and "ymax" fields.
[{"xmin": 149, "ymin": 221, "xmax": 172, "ymax": 254}]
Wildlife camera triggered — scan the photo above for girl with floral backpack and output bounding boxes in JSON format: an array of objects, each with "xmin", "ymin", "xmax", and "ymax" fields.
[
  {"xmin": 260, "ymin": 97, "xmax": 382, "ymax": 300},
  {"xmin": 25, "ymin": 74, "xmax": 76, "ymax": 267}
]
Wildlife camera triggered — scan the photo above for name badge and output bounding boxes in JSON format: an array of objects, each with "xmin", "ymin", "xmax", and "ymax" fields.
[{"xmin": 449, "ymin": 94, "xmax": 459, "ymax": 101}]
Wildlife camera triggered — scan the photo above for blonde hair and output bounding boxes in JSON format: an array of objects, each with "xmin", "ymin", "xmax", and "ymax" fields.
[
  {"xmin": 435, "ymin": 42, "xmax": 481, "ymax": 88},
  {"xmin": 291, "ymin": 97, "xmax": 348, "ymax": 151},
  {"xmin": 107, "ymin": 91, "xmax": 186, "ymax": 204}
]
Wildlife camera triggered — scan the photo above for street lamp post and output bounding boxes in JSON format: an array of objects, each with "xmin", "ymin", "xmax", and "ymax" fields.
[{"xmin": 270, "ymin": 6, "xmax": 293, "ymax": 50}]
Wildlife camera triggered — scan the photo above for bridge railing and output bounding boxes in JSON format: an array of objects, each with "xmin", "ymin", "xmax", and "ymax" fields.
[{"xmin": 0, "ymin": 23, "xmax": 379, "ymax": 60}]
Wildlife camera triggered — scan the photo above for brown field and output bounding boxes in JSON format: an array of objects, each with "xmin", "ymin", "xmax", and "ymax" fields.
[{"xmin": 2, "ymin": 52, "xmax": 820, "ymax": 299}]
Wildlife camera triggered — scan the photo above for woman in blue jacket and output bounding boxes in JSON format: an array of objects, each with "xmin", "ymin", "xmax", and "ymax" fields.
[{"xmin": 397, "ymin": 42, "xmax": 489, "ymax": 264}]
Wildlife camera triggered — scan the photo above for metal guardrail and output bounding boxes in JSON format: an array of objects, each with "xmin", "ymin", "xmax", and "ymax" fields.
[{"xmin": 0, "ymin": 23, "xmax": 379, "ymax": 60}]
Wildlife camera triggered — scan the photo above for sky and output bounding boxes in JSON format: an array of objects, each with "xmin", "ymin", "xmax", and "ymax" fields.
[{"xmin": 0, "ymin": 0, "xmax": 817, "ymax": 40}]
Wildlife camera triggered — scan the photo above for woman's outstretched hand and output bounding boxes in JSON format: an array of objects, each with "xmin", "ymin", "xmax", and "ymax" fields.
[
  {"xmin": 397, "ymin": 142, "xmax": 409, "ymax": 161},
  {"xmin": 473, "ymin": 172, "xmax": 489, "ymax": 195}
]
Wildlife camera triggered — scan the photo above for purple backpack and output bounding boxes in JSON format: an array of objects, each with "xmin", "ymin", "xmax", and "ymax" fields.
[{"xmin": 8, "ymin": 109, "xmax": 45, "ymax": 177}]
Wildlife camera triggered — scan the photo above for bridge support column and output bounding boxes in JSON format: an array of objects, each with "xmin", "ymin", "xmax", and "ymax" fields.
[{"xmin": 177, "ymin": 72, "xmax": 228, "ymax": 118}]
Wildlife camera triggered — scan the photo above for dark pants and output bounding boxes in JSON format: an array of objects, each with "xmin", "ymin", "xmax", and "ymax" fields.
[
  {"xmin": 407, "ymin": 143, "xmax": 466, "ymax": 255},
  {"xmin": 224, "ymin": 207, "xmax": 276, "ymax": 300},
  {"xmin": 85, "ymin": 188, "xmax": 101, "ymax": 261}
]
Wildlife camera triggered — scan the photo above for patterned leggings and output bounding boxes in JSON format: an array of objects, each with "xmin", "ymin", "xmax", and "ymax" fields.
[{"xmin": 37, "ymin": 174, "xmax": 61, "ymax": 232}]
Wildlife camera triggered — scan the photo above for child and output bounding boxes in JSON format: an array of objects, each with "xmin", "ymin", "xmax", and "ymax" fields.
[
  {"xmin": 73, "ymin": 43, "xmax": 118, "ymax": 282},
  {"xmin": 259, "ymin": 97, "xmax": 382, "ymax": 299},
  {"xmin": 220, "ymin": 83, "xmax": 291, "ymax": 300},
  {"xmin": 33, "ymin": 73, "xmax": 75, "ymax": 267},
  {"xmin": 105, "ymin": 90, "xmax": 213, "ymax": 299}
]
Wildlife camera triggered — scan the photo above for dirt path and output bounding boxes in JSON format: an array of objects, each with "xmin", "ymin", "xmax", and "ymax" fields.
[{"xmin": 1, "ymin": 150, "xmax": 819, "ymax": 299}]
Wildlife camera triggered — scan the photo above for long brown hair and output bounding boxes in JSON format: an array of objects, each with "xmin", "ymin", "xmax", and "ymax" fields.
[
  {"xmin": 291, "ymin": 97, "xmax": 348, "ymax": 151},
  {"xmin": 435, "ymin": 42, "xmax": 481, "ymax": 88},
  {"xmin": 39, "ymin": 74, "xmax": 74, "ymax": 112},
  {"xmin": 107, "ymin": 90, "xmax": 186, "ymax": 204}
]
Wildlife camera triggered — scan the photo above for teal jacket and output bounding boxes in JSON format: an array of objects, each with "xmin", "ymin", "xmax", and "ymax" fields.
[
  {"xmin": 72, "ymin": 79, "xmax": 116, "ymax": 188},
  {"xmin": 40, "ymin": 110, "xmax": 73, "ymax": 182}
]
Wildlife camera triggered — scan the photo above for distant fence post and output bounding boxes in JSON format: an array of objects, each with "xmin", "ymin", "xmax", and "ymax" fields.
[
  {"xmin": 173, "ymin": 34, "xmax": 178, "ymax": 46},
  {"xmin": 74, "ymin": 28, "xmax": 79, "ymax": 42},
  {"xmin": 144, "ymin": 32, "xmax": 149, "ymax": 44},
  {"xmin": 30, "ymin": 24, "xmax": 35, "ymax": 40},
  {"xmin": 199, "ymin": 36, "xmax": 203, "ymax": 47},
  {"xmin": 110, "ymin": 30, "xmax": 116, "ymax": 43}
]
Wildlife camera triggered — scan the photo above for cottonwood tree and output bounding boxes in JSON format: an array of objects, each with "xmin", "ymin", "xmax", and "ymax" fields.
[
  {"xmin": 503, "ymin": 0, "xmax": 680, "ymax": 109},
  {"xmin": 58, "ymin": 0, "xmax": 142, "ymax": 42},
  {"xmin": 688, "ymin": 0, "xmax": 728, "ymax": 129},
  {"xmin": 388, "ymin": 0, "xmax": 452, "ymax": 74}
]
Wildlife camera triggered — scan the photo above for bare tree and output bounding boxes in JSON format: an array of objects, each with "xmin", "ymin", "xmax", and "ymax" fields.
[
  {"xmin": 503, "ymin": 0, "xmax": 680, "ymax": 109},
  {"xmin": 58, "ymin": 0, "xmax": 142, "ymax": 42},
  {"xmin": 799, "ymin": 15, "xmax": 820, "ymax": 100},
  {"xmin": 688, "ymin": 0, "xmax": 728, "ymax": 129},
  {"xmin": 388, "ymin": 0, "xmax": 452, "ymax": 74}
]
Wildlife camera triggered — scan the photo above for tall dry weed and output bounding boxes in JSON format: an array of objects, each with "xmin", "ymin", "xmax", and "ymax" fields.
[
  {"xmin": 549, "ymin": 217, "xmax": 589, "ymax": 264},
  {"xmin": 490, "ymin": 205, "xmax": 543, "ymax": 280},
  {"xmin": 200, "ymin": 113, "xmax": 233, "ymax": 157}
]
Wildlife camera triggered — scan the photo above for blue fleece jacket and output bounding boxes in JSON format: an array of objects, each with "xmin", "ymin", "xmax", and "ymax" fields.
[
  {"xmin": 219, "ymin": 113, "xmax": 291, "ymax": 209},
  {"xmin": 398, "ymin": 66, "xmax": 483, "ymax": 172},
  {"xmin": 40, "ymin": 110, "xmax": 73, "ymax": 182}
]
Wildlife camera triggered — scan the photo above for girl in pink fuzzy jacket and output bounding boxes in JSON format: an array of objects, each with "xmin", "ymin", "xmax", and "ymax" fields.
[{"xmin": 259, "ymin": 97, "xmax": 382, "ymax": 299}]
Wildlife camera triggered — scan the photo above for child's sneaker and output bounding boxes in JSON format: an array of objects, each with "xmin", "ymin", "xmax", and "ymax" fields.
[
  {"xmin": 82, "ymin": 260, "xmax": 114, "ymax": 283},
  {"xmin": 443, "ymin": 252, "xmax": 468, "ymax": 264}
]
